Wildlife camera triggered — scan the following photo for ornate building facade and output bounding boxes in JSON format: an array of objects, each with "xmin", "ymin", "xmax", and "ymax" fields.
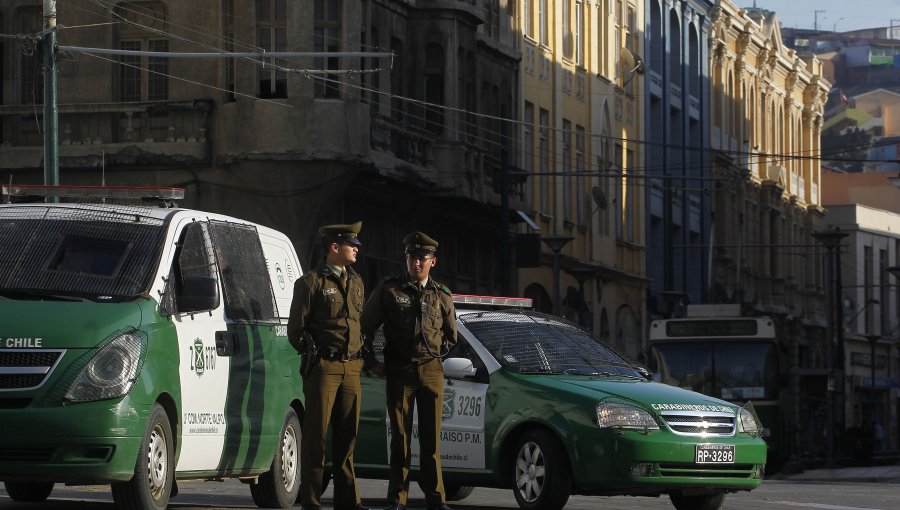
[{"xmin": 708, "ymin": 0, "xmax": 831, "ymax": 460}]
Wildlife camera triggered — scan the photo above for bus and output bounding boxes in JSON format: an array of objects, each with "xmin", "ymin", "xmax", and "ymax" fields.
[{"xmin": 647, "ymin": 306, "xmax": 786, "ymax": 471}]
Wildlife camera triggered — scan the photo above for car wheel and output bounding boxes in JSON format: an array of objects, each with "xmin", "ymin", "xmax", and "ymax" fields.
[
  {"xmin": 444, "ymin": 482, "xmax": 474, "ymax": 501},
  {"xmin": 511, "ymin": 429, "xmax": 571, "ymax": 510},
  {"xmin": 251, "ymin": 408, "xmax": 301, "ymax": 508},
  {"xmin": 3, "ymin": 481, "xmax": 54, "ymax": 502},
  {"xmin": 112, "ymin": 403, "xmax": 174, "ymax": 510},
  {"xmin": 670, "ymin": 493, "xmax": 726, "ymax": 510}
]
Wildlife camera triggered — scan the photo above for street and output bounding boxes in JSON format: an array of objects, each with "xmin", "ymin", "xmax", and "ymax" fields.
[{"xmin": 2, "ymin": 478, "xmax": 899, "ymax": 510}]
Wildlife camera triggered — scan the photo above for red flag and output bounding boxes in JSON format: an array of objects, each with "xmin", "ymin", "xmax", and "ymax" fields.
[{"xmin": 840, "ymin": 93, "xmax": 849, "ymax": 105}]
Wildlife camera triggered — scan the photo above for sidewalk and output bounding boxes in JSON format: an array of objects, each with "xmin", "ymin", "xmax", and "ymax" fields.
[{"xmin": 770, "ymin": 464, "xmax": 900, "ymax": 483}]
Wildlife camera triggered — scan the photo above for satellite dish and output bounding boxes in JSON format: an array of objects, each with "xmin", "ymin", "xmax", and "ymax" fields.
[
  {"xmin": 591, "ymin": 186, "xmax": 608, "ymax": 211},
  {"xmin": 619, "ymin": 47, "xmax": 645, "ymax": 86}
]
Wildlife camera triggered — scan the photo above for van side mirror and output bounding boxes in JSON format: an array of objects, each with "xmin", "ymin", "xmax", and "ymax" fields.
[
  {"xmin": 443, "ymin": 357, "xmax": 477, "ymax": 380},
  {"xmin": 178, "ymin": 275, "xmax": 220, "ymax": 313}
]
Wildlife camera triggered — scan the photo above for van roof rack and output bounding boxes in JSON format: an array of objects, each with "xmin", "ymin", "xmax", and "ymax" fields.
[{"xmin": 2, "ymin": 184, "xmax": 184, "ymax": 207}]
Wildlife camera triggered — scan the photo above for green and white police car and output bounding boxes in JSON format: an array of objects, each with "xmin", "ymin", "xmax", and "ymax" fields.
[
  {"xmin": 355, "ymin": 296, "xmax": 767, "ymax": 510},
  {"xmin": 0, "ymin": 185, "xmax": 304, "ymax": 510}
]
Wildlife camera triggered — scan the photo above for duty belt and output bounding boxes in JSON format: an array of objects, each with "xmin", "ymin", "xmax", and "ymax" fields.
[{"xmin": 319, "ymin": 350, "xmax": 362, "ymax": 362}]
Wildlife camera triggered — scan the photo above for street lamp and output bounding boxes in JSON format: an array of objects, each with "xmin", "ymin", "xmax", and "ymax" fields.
[
  {"xmin": 567, "ymin": 266, "xmax": 597, "ymax": 329},
  {"xmin": 541, "ymin": 235, "xmax": 574, "ymax": 316}
]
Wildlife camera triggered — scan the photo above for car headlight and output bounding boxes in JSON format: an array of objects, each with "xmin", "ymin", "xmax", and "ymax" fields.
[
  {"xmin": 738, "ymin": 403, "xmax": 763, "ymax": 436},
  {"xmin": 65, "ymin": 332, "xmax": 145, "ymax": 402},
  {"xmin": 596, "ymin": 402, "xmax": 659, "ymax": 430}
]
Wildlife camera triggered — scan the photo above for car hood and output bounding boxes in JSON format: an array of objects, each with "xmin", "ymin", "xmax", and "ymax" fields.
[
  {"xmin": 0, "ymin": 299, "xmax": 145, "ymax": 349},
  {"xmin": 556, "ymin": 377, "xmax": 738, "ymax": 414}
]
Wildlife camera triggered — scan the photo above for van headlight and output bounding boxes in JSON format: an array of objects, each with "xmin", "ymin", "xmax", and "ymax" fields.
[
  {"xmin": 65, "ymin": 332, "xmax": 145, "ymax": 402},
  {"xmin": 596, "ymin": 402, "xmax": 659, "ymax": 430},
  {"xmin": 738, "ymin": 403, "xmax": 763, "ymax": 436}
]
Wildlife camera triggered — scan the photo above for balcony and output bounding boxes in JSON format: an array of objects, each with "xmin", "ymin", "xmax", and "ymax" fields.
[
  {"xmin": 688, "ymin": 94, "xmax": 700, "ymax": 120},
  {"xmin": 648, "ymin": 70, "xmax": 663, "ymax": 98},
  {"xmin": 370, "ymin": 114, "xmax": 435, "ymax": 170},
  {"xmin": 0, "ymin": 100, "xmax": 212, "ymax": 169}
]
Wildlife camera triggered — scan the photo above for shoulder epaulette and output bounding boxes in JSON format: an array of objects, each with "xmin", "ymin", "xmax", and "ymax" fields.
[{"xmin": 439, "ymin": 284, "xmax": 452, "ymax": 296}]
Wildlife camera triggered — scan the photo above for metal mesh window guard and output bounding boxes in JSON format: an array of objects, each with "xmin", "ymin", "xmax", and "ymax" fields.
[
  {"xmin": 0, "ymin": 204, "xmax": 167, "ymax": 301},
  {"xmin": 209, "ymin": 220, "xmax": 277, "ymax": 322},
  {"xmin": 458, "ymin": 310, "xmax": 644, "ymax": 377}
]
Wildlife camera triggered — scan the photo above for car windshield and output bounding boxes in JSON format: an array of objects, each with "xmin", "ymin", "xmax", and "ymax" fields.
[
  {"xmin": 458, "ymin": 310, "xmax": 645, "ymax": 377},
  {"xmin": 0, "ymin": 205, "xmax": 167, "ymax": 302}
]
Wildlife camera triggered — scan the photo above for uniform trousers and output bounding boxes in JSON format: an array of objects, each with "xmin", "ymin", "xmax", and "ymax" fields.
[
  {"xmin": 300, "ymin": 358, "xmax": 364, "ymax": 509},
  {"xmin": 385, "ymin": 358, "xmax": 446, "ymax": 507}
]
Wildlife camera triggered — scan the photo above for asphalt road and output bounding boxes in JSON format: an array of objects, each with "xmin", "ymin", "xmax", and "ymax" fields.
[{"xmin": 2, "ymin": 478, "xmax": 900, "ymax": 510}]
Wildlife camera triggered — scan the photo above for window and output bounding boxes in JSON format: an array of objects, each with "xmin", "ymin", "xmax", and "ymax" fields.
[
  {"xmin": 625, "ymin": 148, "xmax": 635, "ymax": 242},
  {"xmin": 523, "ymin": 101, "xmax": 534, "ymax": 201},
  {"xmin": 614, "ymin": 144, "xmax": 623, "ymax": 239},
  {"xmin": 209, "ymin": 221, "xmax": 277, "ymax": 322},
  {"xmin": 524, "ymin": 0, "xmax": 533, "ymax": 39},
  {"xmin": 255, "ymin": 0, "xmax": 286, "ymax": 99},
  {"xmin": 539, "ymin": 108, "xmax": 550, "ymax": 213},
  {"xmin": 114, "ymin": 2, "xmax": 169, "ymax": 102},
  {"xmin": 576, "ymin": 126, "xmax": 586, "ymax": 225},
  {"xmin": 562, "ymin": 119, "xmax": 572, "ymax": 222},
  {"xmin": 223, "ymin": 0, "xmax": 235, "ymax": 102},
  {"xmin": 391, "ymin": 37, "xmax": 404, "ymax": 121},
  {"xmin": 424, "ymin": 43, "xmax": 444, "ymax": 134},
  {"xmin": 562, "ymin": 1, "xmax": 571, "ymax": 59},
  {"xmin": 575, "ymin": 0, "xmax": 584, "ymax": 65},
  {"xmin": 314, "ymin": 0, "xmax": 342, "ymax": 99},
  {"xmin": 539, "ymin": 0, "xmax": 548, "ymax": 46}
]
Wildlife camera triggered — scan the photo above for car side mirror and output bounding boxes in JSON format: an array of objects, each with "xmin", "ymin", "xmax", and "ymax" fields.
[
  {"xmin": 443, "ymin": 357, "xmax": 477, "ymax": 380},
  {"xmin": 178, "ymin": 275, "xmax": 220, "ymax": 313}
]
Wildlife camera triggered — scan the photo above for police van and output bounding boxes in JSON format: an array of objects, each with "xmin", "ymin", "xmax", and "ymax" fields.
[{"xmin": 0, "ymin": 185, "xmax": 304, "ymax": 510}]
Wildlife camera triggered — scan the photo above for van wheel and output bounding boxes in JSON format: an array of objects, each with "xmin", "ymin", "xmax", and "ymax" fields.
[
  {"xmin": 670, "ymin": 493, "xmax": 726, "ymax": 510},
  {"xmin": 511, "ymin": 429, "xmax": 571, "ymax": 510},
  {"xmin": 4, "ymin": 481, "xmax": 54, "ymax": 502},
  {"xmin": 112, "ymin": 404, "xmax": 174, "ymax": 510},
  {"xmin": 251, "ymin": 408, "xmax": 301, "ymax": 508},
  {"xmin": 444, "ymin": 482, "xmax": 474, "ymax": 501}
]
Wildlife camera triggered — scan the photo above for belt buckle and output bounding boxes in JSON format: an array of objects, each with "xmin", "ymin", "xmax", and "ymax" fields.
[{"xmin": 341, "ymin": 353, "xmax": 350, "ymax": 362}]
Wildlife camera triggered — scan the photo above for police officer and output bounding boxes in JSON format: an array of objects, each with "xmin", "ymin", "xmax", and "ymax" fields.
[
  {"xmin": 288, "ymin": 222, "xmax": 368, "ymax": 510},
  {"xmin": 361, "ymin": 232, "xmax": 457, "ymax": 510}
]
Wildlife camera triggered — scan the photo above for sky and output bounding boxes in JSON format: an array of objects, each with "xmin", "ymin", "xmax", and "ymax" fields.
[{"xmin": 739, "ymin": 0, "xmax": 900, "ymax": 32}]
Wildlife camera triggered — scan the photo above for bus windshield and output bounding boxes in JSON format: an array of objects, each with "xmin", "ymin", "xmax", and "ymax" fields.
[{"xmin": 649, "ymin": 340, "xmax": 779, "ymax": 401}]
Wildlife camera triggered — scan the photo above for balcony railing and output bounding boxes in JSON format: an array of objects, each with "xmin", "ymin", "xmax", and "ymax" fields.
[
  {"xmin": 370, "ymin": 114, "xmax": 434, "ymax": 168},
  {"xmin": 0, "ymin": 100, "xmax": 212, "ymax": 167}
]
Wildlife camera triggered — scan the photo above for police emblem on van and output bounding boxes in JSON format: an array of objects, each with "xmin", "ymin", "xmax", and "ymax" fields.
[{"xmin": 192, "ymin": 338, "xmax": 205, "ymax": 377}]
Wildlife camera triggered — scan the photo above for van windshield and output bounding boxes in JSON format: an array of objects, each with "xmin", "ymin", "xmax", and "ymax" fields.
[{"xmin": 0, "ymin": 205, "xmax": 167, "ymax": 302}]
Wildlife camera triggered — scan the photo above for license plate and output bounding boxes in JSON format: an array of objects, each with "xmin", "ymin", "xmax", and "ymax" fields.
[{"xmin": 695, "ymin": 444, "xmax": 735, "ymax": 464}]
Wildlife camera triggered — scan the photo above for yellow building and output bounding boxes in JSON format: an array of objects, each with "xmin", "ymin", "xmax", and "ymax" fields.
[
  {"xmin": 517, "ymin": 1, "xmax": 647, "ymax": 359},
  {"xmin": 709, "ymin": 0, "xmax": 831, "ymax": 458}
]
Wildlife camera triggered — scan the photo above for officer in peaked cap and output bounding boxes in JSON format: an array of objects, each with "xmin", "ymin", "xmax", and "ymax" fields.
[
  {"xmin": 289, "ymin": 221, "xmax": 369, "ymax": 510},
  {"xmin": 361, "ymin": 232, "xmax": 457, "ymax": 510}
]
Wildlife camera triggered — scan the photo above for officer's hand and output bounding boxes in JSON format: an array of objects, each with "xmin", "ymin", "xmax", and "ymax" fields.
[{"xmin": 369, "ymin": 362, "xmax": 387, "ymax": 377}]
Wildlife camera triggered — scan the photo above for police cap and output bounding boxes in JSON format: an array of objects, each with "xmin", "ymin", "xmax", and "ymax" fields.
[
  {"xmin": 403, "ymin": 231, "xmax": 438, "ymax": 255},
  {"xmin": 319, "ymin": 221, "xmax": 362, "ymax": 246}
]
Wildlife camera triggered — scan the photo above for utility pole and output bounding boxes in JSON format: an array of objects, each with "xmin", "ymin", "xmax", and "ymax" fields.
[
  {"xmin": 42, "ymin": 0, "xmax": 59, "ymax": 196},
  {"xmin": 814, "ymin": 10, "xmax": 826, "ymax": 31}
]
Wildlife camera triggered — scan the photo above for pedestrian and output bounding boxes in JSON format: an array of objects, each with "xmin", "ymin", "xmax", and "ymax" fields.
[
  {"xmin": 361, "ymin": 232, "xmax": 457, "ymax": 510},
  {"xmin": 288, "ymin": 221, "xmax": 368, "ymax": 510}
]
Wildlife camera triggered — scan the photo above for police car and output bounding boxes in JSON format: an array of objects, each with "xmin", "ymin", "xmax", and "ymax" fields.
[
  {"xmin": 0, "ymin": 185, "xmax": 304, "ymax": 510},
  {"xmin": 354, "ymin": 295, "xmax": 767, "ymax": 510}
]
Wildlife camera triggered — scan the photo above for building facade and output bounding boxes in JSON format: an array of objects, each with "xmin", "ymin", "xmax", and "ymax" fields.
[
  {"xmin": 0, "ymin": 0, "xmax": 520, "ymax": 294},
  {"xmin": 517, "ymin": 0, "xmax": 648, "ymax": 360},
  {"xmin": 643, "ymin": 0, "xmax": 714, "ymax": 318},
  {"xmin": 708, "ymin": 0, "xmax": 831, "ymax": 460}
]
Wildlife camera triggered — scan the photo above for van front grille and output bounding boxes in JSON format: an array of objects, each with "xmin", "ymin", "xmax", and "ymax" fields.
[{"xmin": 0, "ymin": 349, "xmax": 65, "ymax": 391}]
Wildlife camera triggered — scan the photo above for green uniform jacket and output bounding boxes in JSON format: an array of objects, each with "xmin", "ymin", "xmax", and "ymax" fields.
[
  {"xmin": 361, "ymin": 276, "xmax": 457, "ymax": 364},
  {"xmin": 287, "ymin": 262, "xmax": 364, "ymax": 358}
]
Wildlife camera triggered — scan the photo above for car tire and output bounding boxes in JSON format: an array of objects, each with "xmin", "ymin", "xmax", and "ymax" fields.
[
  {"xmin": 251, "ymin": 408, "xmax": 301, "ymax": 508},
  {"xmin": 670, "ymin": 493, "xmax": 726, "ymax": 510},
  {"xmin": 444, "ymin": 482, "xmax": 474, "ymax": 501},
  {"xmin": 3, "ymin": 481, "xmax": 54, "ymax": 502},
  {"xmin": 112, "ymin": 403, "xmax": 174, "ymax": 510},
  {"xmin": 511, "ymin": 429, "xmax": 571, "ymax": 510}
]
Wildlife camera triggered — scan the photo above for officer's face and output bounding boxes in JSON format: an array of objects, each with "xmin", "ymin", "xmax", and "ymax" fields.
[
  {"xmin": 332, "ymin": 241, "xmax": 358, "ymax": 266},
  {"xmin": 406, "ymin": 253, "xmax": 436, "ymax": 281}
]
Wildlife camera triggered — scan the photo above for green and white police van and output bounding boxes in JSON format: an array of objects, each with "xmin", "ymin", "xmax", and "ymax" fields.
[{"xmin": 0, "ymin": 185, "xmax": 304, "ymax": 509}]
